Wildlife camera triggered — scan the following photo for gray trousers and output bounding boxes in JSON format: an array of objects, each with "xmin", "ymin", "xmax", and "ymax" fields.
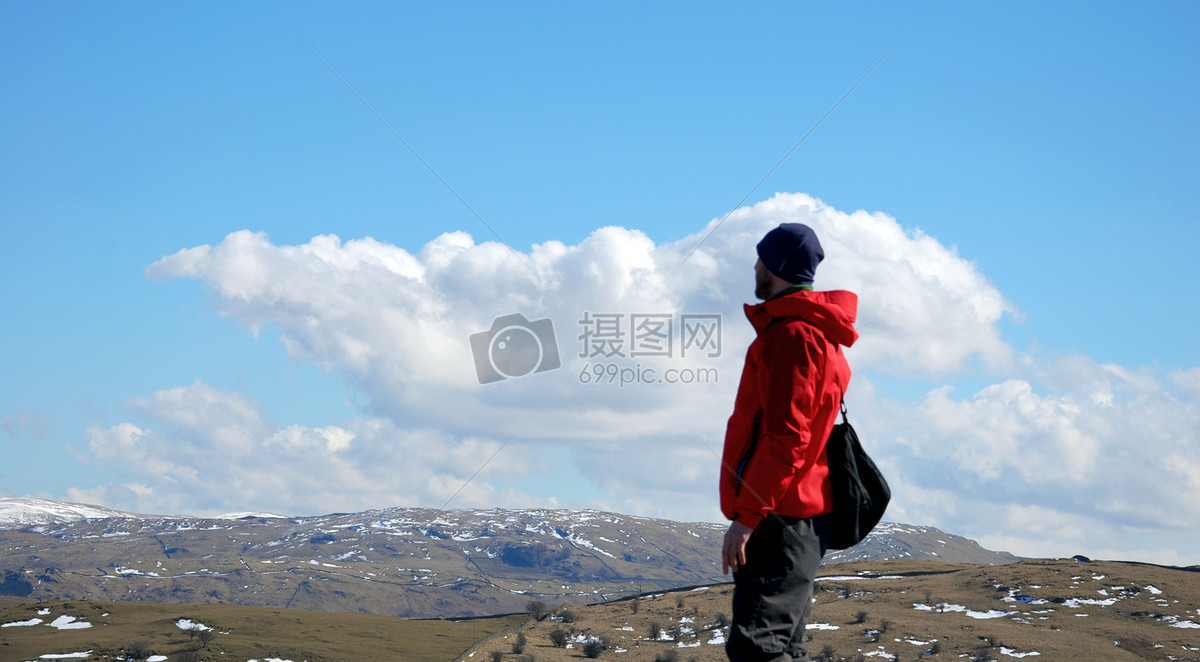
[{"xmin": 727, "ymin": 514, "xmax": 829, "ymax": 662}]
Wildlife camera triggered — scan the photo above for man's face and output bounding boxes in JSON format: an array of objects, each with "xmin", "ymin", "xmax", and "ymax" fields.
[{"xmin": 754, "ymin": 259, "xmax": 773, "ymax": 301}]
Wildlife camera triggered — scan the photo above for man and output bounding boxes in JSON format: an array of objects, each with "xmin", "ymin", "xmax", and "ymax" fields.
[{"xmin": 720, "ymin": 222, "xmax": 859, "ymax": 661}]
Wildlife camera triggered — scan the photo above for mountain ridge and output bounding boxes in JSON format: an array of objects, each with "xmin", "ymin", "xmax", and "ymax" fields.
[{"xmin": 0, "ymin": 497, "xmax": 1019, "ymax": 619}]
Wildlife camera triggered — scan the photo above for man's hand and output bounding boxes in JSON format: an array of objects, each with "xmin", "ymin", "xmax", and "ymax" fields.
[{"xmin": 722, "ymin": 520, "xmax": 755, "ymax": 575}]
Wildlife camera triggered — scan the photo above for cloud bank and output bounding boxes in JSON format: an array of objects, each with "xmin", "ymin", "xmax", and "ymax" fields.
[
  {"xmin": 69, "ymin": 192, "xmax": 1198, "ymax": 564},
  {"xmin": 868, "ymin": 358, "xmax": 1200, "ymax": 564},
  {"xmin": 72, "ymin": 381, "xmax": 546, "ymax": 516}
]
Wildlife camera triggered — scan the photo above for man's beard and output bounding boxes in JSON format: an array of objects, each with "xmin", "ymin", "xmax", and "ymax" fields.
[{"xmin": 754, "ymin": 268, "xmax": 773, "ymax": 300}]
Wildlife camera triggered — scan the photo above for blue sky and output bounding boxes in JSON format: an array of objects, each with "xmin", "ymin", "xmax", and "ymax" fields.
[{"xmin": 2, "ymin": 2, "xmax": 1198, "ymax": 565}]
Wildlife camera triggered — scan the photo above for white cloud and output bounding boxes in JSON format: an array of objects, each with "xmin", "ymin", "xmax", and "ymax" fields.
[
  {"xmin": 67, "ymin": 191, "xmax": 1190, "ymax": 564},
  {"xmin": 1171, "ymin": 367, "xmax": 1200, "ymax": 403},
  {"xmin": 867, "ymin": 355, "xmax": 1200, "ymax": 562},
  {"xmin": 704, "ymin": 194, "xmax": 1018, "ymax": 374},
  {"xmin": 75, "ymin": 382, "xmax": 547, "ymax": 517},
  {"xmin": 144, "ymin": 193, "xmax": 1015, "ymax": 438},
  {"xmin": 131, "ymin": 193, "xmax": 1022, "ymax": 517}
]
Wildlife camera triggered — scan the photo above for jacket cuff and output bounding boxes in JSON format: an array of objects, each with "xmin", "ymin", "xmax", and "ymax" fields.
[{"xmin": 735, "ymin": 510, "xmax": 765, "ymax": 530}]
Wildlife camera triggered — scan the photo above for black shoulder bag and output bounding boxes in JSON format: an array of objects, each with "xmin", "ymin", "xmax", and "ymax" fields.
[{"xmin": 825, "ymin": 402, "xmax": 890, "ymax": 550}]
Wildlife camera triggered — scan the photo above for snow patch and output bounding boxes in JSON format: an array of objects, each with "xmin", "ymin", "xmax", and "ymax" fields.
[
  {"xmin": 49, "ymin": 616, "xmax": 92, "ymax": 630},
  {"xmin": 176, "ymin": 618, "xmax": 212, "ymax": 631},
  {"xmin": 806, "ymin": 623, "xmax": 840, "ymax": 630},
  {"xmin": 1063, "ymin": 597, "xmax": 1118, "ymax": 608},
  {"xmin": 914, "ymin": 602, "xmax": 966, "ymax": 613},
  {"xmin": 967, "ymin": 609, "xmax": 1010, "ymax": 620}
]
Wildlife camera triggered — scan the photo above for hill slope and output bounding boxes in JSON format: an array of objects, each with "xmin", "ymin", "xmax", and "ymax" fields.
[
  {"xmin": 0, "ymin": 599, "xmax": 526, "ymax": 662},
  {"xmin": 465, "ymin": 558, "xmax": 1200, "ymax": 662},
  {"xmin": 1, "ymin": 559, "xmax": 1196, "ymax": 662},
  {"xmin": 1, "ymin": 498, "xmax": 1017, "ymax": 619}
]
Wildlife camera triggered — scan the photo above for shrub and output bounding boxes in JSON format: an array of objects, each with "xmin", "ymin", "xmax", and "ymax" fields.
[
  {"xmin": 557, "ymin": 607, "xmax": 579, "ymax": 623},
  {"xmin": 197, "ymin": 628, "xmax": 215, "ymax": 648},
  {"xmin": 549, "ymin": 628, "xmax": 569, "ymax": 648},
  {"xmin": 526, "ymin": 600, "xmax": 548, "ymax": 619},
  {"xmin": 970, "ymin": 647, "xmax": 993, "ymax": 662},
  {"xmin": 648, "ymin": 621, "xmax": 662, "ymax": 639},
  {"xmin": 653, "ymin": 651, "xmax": 679, "ymax": 662},
  {"xmin": 853, "ymin": 610, "xmax": 868, "ymax": 624},
  {"xmin": 582, "ymin": 637, "xmax": 607, "ymax": 658},
  {"xmin": 512, "ymin": 632, "xmax": 527, "ymax": 654},
  {"xmin": 126, "ymin": 641, "xmax": 151, "ymax": 659},
  {"xmin": 490, "ymin": 650, "xmax": 504, "ymax": 662}
]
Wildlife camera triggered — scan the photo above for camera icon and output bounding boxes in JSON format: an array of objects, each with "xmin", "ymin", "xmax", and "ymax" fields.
[{"xmin": 470, "ymin": 313, "xmax": 562, "ymax": 384}]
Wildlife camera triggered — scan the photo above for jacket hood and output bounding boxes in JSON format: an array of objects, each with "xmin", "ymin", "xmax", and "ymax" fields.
[{"xmin": 744, "ymin": 289, "xmax": 859, "ymax": 347}]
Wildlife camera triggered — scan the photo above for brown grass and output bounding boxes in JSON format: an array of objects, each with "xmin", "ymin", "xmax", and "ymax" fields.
[
  {"xmin": 466, "ymin": 559, "xmax": 1200, "ymax": 662},
  {"xmin": 0, "ymin": 600, "xmax": 526, "ymax": 661},
  {"xmin": 3, "ymin": 559, "xmax": 1197, "ymax": 662}
]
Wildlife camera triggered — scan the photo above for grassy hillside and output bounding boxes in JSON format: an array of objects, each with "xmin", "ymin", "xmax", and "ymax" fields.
[
  {"xmin": 0, "ymin": 600, "xmax": 526, "ymax": 662},
  {"xmin": 4, "ymin": 559, "xmax": 1196, "ymax": 662},
  {"xmin": 466, "ymin": 559, "xmax": 1200, "ymax": 662}
]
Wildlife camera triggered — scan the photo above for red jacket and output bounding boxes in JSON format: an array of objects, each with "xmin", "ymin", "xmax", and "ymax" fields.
[{"xmin": 719, "ymin": 289, "xmax": 859, "ymax": 529}]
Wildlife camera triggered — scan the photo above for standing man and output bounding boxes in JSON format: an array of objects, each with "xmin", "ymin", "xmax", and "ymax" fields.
[{"xmin": 720, "ymin": 223, "xmax": 859, "ymax": 661}]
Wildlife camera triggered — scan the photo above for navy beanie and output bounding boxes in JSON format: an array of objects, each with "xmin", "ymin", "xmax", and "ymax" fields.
[{"xmin": 756, "ymin": 223, "xmax": 824, "ymax": 285}]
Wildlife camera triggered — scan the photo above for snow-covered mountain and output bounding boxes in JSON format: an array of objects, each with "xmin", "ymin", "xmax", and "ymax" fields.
[
  {"xmin": 0, "ymin": 498, "xmax": 1019, "ymax": 618},
  {"xmin": 0, "ymin": 498, "xmax": 293, "ymax": 529},
  {"xmin": 0, "ymin": 497, "xmax": 137, "ymax": 528}
]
